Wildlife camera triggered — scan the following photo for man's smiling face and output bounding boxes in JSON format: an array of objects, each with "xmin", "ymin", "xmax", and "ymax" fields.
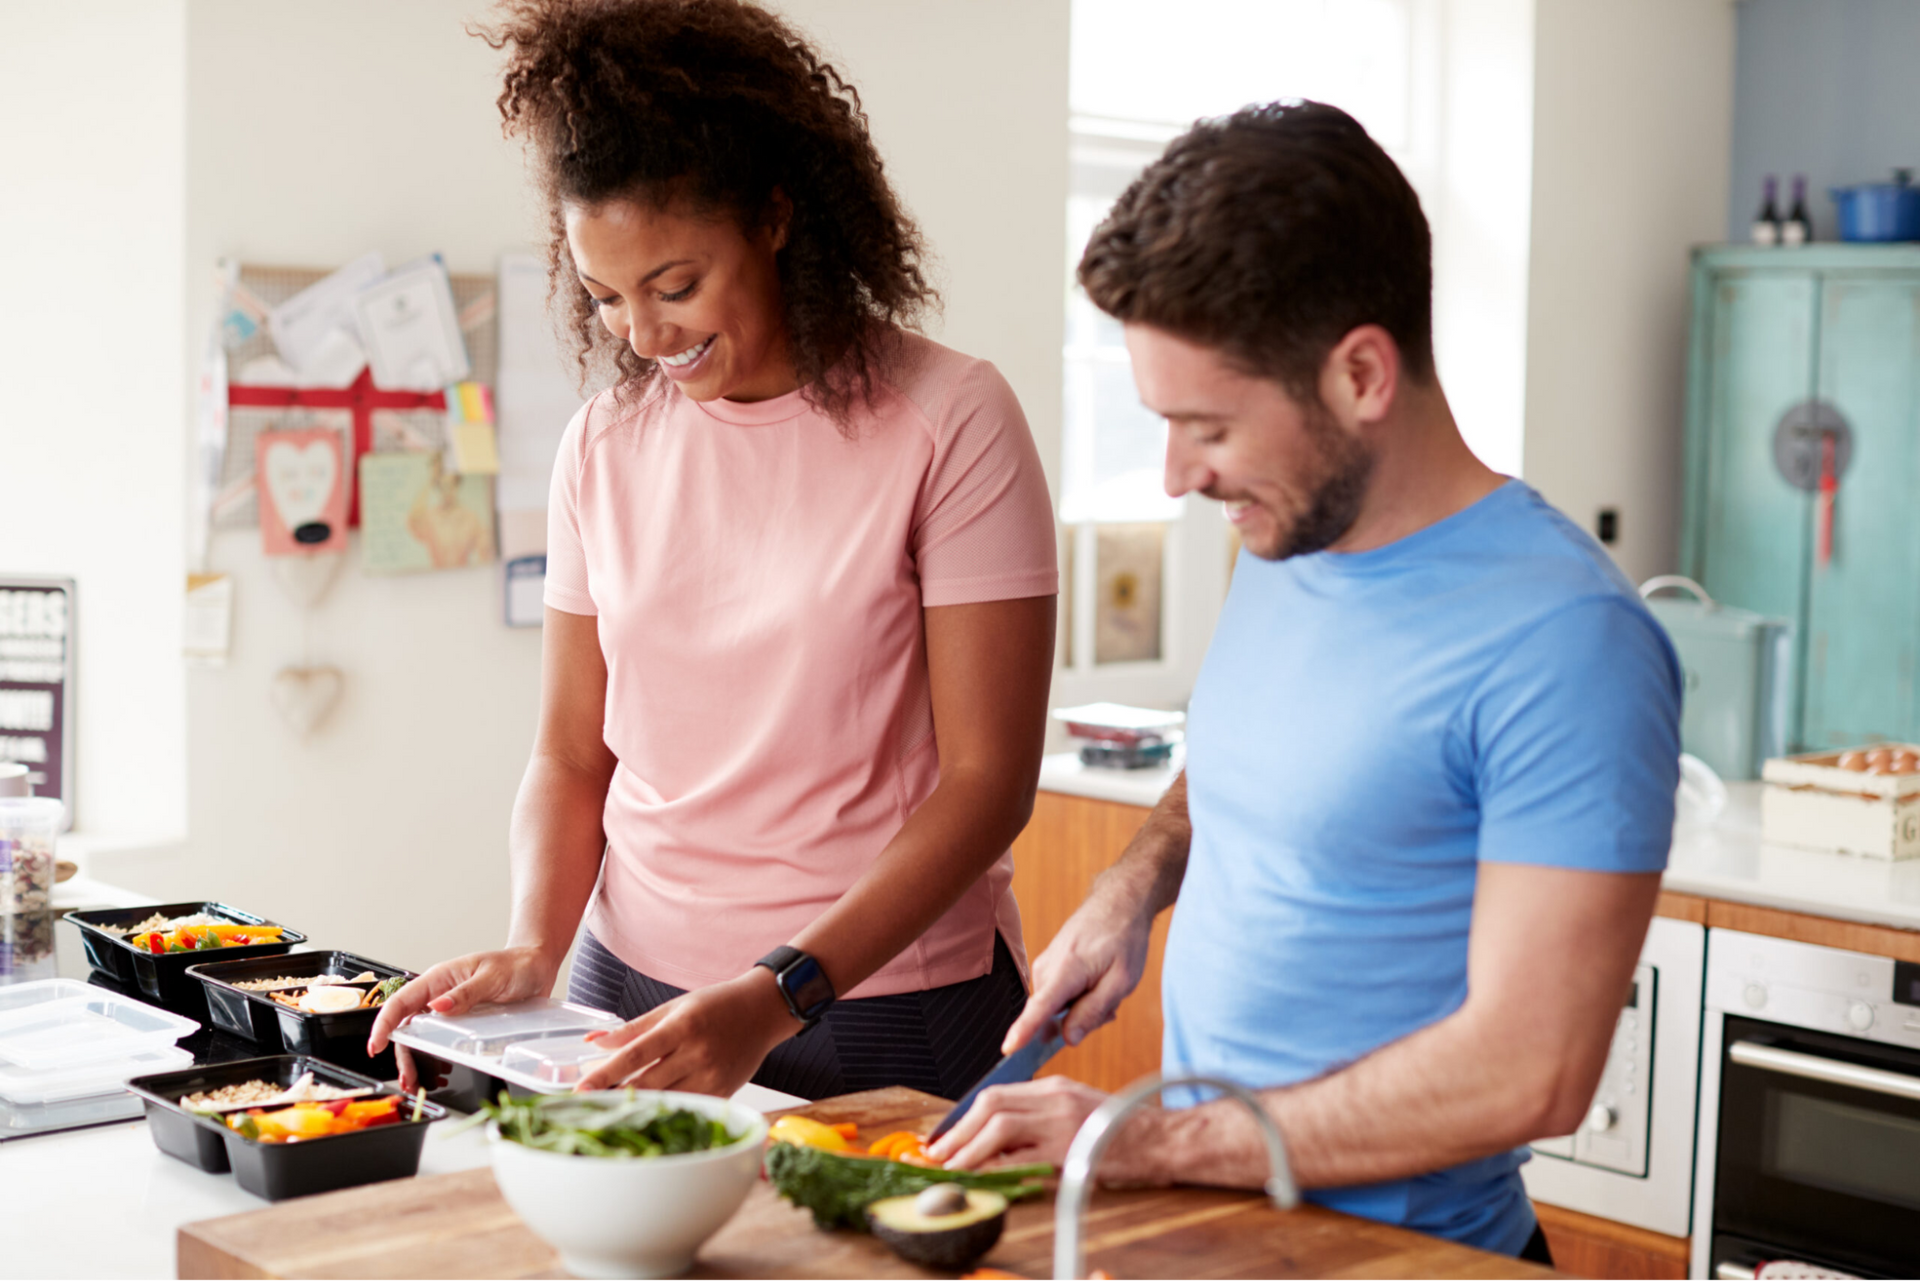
[{"xmin": 1129, "ymin": 324, "xmax": 1373, "ymax": 561}]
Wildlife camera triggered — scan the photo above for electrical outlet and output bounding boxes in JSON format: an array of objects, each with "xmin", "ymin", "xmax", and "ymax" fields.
[{"xmin": 1596, "ymin": 508, "xmax": 1619, "ymax": 545}]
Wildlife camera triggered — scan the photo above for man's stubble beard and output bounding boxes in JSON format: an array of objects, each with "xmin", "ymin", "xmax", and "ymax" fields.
[{"xmin": 1256, "ymin": 400, "xmax": 1374, "ymax": 561}]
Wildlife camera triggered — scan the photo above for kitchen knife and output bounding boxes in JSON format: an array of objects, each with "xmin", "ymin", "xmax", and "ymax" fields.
[{"xmin": 929, "ymin": 1014, "xmax": 1067, "ymax": 1140}]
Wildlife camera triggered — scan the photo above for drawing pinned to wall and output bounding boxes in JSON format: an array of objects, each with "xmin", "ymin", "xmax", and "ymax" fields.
[
  {"xmin": 256, "ymin": 427, "xmax": 348, "ymax": 555},
  {"xmin": 360, "ymin": 452, "xmax": 496, "ymax": 574}
]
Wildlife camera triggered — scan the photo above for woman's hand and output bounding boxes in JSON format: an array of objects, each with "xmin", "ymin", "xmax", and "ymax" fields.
[
  {"xmin": 367, "ymin": 946, "xmax": 559, "ymax": 1089},
  {"xmin": 573, "ymin": 967, "xmax": 799, "ymax": 1097}
]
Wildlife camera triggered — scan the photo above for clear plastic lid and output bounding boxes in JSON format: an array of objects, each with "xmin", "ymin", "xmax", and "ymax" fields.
[
  {"xmin": 394, "ymin": 999, "xmax": 622, "ymax": 1057},
  {"xmin": 0, "ymin": 981, "xmax": 200, "ymax": 1070},
  {"xmin": 498, "ymin": 1035, "xmax": 615, "ymax": 1086},
  {"xmin": 0, "ymin": 1042, "xmax": 193, "ymax": 1105}
]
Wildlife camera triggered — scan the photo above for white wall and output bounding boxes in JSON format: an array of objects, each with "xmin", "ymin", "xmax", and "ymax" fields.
[
  {"xmin": 784, "ymin": 1, "xmax": 1069, "ymax": 490},
  {"xmin": 1522, "ymin": 0, "xmax": 1735, "ymax": 584},
  {"xmin": 0, "ymin": 3, "xmax": 188, "ymax": 845},
  {"xmin": 91, "ymin": 0, "xmax": 1067, "ymax": 974},
  {"xmin": 1429, "ymin": 0, "xmax": 1536, "ymax": 479}
]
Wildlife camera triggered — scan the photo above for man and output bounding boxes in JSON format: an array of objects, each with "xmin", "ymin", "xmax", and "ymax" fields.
[{"xmin": 928, "ymin": 102, "xmax": 1681, "ymax": 1263}]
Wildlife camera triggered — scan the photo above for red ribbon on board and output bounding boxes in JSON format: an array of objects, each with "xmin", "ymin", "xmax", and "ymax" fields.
[{"xmin": 227, "ymin": 368, "xmax": 447, "ymax": 526}]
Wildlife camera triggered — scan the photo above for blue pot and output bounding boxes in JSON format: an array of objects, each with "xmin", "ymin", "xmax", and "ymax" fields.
[{"xmin": 1830, "ymin": 171, "xmax": 1920, "ymax": 242}]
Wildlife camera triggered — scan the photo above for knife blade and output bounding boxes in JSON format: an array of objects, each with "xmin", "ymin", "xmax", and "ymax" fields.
[{"xmin": 929, "ymin": 1014, "xmax": 1067, "ymax": 1140}]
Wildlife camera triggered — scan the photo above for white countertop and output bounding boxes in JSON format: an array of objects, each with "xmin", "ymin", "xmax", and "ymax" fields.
[
  {"xmin": 1664, "ymin": 780, "xmax": 1920, "ymax": 931},
  {"xmin": 0, "ymin": 1114, "xmax": 495, "ymax": 1278},
  {"xmin": 1038, "ymin": 762, "xmax": 1920, "ymax": 935},
  {"xmin": 1037, "ymin": 748, "xmax": 1182, "ymax": 808}
]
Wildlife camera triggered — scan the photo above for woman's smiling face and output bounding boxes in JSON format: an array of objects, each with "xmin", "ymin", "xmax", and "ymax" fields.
[{"xmin": 565, "ymin": 195, "xmax": 796, "ymax": 403}]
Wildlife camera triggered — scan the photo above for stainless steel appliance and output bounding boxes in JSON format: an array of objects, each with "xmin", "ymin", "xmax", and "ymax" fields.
[
  {"xmin": 1693, "ymin": 928, "xmax": 1920, "ymax": 1278},
  {"xmin": 1522, "ymin": 915, "xmax": 1706, "ymax": 1238}
]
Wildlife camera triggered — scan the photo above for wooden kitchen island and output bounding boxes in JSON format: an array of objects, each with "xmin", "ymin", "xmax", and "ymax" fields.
[{"xmin": 176, "ymin": 1087, "xmax": 1553, "ymax": 1280}]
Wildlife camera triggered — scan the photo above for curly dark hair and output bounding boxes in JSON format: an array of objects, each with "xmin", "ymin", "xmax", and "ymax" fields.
[
  {"xmin": 1079, "ymin": 101, "xmax": 1433, "ymax": 401},
  {"xmin": 479, "ymin": 0, "xmax": 938, "ymax": 423}
]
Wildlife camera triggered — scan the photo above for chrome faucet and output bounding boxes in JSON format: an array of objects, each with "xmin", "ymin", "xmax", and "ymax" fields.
[{"xmin": 1052, "ymin": 1073, "xmax": 1297, "ymax": 1280}]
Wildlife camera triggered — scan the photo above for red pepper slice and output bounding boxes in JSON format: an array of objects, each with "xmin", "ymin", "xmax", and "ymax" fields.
[
  {"xmin": 146, "ymin": 934, "xmax": 166, "ymax": 955},
  {"xmin": 228, "ymin": 933, "xmax": 251, "ymax": 946}
]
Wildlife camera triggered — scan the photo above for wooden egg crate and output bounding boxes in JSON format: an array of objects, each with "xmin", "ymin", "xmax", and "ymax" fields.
[{"xmin": 1761, "ymin": 745, "xmax": 1920, "ymax": 861}]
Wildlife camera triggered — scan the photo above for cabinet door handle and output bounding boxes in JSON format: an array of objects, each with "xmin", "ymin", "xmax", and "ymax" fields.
[{"xmin": 1729, "ymin": 1040, "xmax": 1920, "ymax": 1101}]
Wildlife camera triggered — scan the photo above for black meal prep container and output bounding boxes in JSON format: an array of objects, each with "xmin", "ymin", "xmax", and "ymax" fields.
[
  {"xmin": 186, "ymin": 950, "xmax": 415, "ymax": 1077},
  {"xmin": 125, "ymin": 1054, "xmax": 445, "ymax": 1200},
  {"xmin": 61, "ymin": 902, "xmax": 304, "ymax": 1019}
]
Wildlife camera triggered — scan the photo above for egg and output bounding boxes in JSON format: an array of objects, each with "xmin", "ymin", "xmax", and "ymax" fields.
[
  {"xmin": 1867, "ymin": 747, "xmax": 1895, "ymax": 767},
  {"xmin": 1896, "ymin": 754, "xmax": 1920, "ymax": 775},
  {"xmin": 1837, "ymin": 751, "xmax": 1870, "ymax": 771},
  {"xmin": 296, "ymin": 985, "xmax": 365, "ymax": 1014}
]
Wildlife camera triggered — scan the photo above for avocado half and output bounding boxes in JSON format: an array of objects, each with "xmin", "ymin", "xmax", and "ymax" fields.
[{"xmin": 866, "ymin": 1186, "xmax": 1009, "ymax": 1270}]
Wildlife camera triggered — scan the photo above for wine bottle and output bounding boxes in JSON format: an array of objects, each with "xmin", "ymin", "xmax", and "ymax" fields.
[
  {"xmin": 1752, "ymin": 174, "xmax": 1781, "ymax": 246},
  {"xmin": 1783, "ymin": 174, "xmax": 1812, "ymax": 245}
]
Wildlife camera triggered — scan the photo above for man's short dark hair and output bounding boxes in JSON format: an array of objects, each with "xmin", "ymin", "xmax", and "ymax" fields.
[{"xmin": 1079, "ymin": 101, "xmax": 1433, "ymax": 399}]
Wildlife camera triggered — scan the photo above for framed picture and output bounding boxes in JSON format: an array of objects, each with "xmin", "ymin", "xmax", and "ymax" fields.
[{"xmin": 0, "ymin": 577, "xmax": 75, "ymax": 828}]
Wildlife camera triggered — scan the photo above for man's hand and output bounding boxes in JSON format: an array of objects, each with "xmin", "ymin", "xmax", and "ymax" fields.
[
  {"xmin": 1003, "ymin": 889, "xmax": 1153, "ymax": 1054},
  {"xmin": 572, "ymin": 967, "xmax": 798, "ymax": 1097},
  {"xmin": 928, "ymin": 1076, "xmax": 1168, "ymax": 1184}
]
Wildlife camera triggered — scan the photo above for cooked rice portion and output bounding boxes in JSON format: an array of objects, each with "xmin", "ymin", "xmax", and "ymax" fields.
[{"xmin": 99, "ymin": 911, "xmax": 226, "ymax": 937}]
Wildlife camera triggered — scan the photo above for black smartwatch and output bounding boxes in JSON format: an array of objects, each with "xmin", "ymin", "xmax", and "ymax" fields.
[{"xmin": 756, "ymin": 945, "xmax": 837, "ymax": 1031}]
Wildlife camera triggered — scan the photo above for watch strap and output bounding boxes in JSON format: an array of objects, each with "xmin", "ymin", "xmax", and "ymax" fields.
[{"xmin": 756, "ymin": 945, "xmax": 837, "ymax": 1029}]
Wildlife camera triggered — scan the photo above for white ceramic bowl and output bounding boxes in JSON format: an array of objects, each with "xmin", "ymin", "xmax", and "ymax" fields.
[{"xmin": 488, "ymin": 1091, "xmax": 768, "ymax": 1279}]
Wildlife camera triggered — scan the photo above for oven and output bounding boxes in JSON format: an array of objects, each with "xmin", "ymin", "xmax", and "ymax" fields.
[
  {"xmin": 1693, "ymin": 929, "xmax": 1920, "ymax": 1279},
  {"xmin": 1521, "ymin": 915, "xmax": 1706, "ymax": 1238}
]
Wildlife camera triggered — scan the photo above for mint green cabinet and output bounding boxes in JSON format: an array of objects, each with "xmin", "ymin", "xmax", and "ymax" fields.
[{"xmin": 1682, "ymin": 246, "xmax": 1920, "ymax": 750}]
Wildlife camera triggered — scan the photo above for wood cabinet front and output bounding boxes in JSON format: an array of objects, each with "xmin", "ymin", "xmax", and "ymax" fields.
[{"xmin": 1009, "ymin": 789, "xmax": 1168, "ymax": 1094}]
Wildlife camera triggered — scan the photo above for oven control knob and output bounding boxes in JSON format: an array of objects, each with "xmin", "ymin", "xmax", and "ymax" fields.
[
  {"xmin": 1743, "ymin": 983, "xmax": 1768, "ymax": 1010},
  {"xmin": 1848, "ymin": 1001, "xmax": 1875, "ymax": 1031},
  {"xmin": 1586, "ymin": 1104, "xmax": 1616, "ymax": 1133}
]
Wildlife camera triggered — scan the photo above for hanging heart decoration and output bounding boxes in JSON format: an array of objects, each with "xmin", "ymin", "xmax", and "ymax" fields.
[{"xmin": 269, "ymin": 665, "xmax": 344, "ymax": 738}]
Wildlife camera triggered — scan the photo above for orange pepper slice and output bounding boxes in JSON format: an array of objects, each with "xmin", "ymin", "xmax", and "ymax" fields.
[{"xmin": 831, "ymin": 1121, "xmax": 859, "ymax": 1140}]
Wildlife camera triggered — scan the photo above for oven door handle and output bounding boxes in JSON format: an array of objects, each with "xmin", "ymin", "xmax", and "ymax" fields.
[{"xmin": 1729, "ymin": 1040, "xmax": 1920, "ymax": 1102}]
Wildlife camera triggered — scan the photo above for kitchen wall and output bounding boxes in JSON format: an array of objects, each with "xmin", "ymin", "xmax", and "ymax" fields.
[
  {"xmin": 1728, "ymin": 0, "xmax": 1920, "ymax": 244},
  {"xmin": 91, "ymin": 0, "xmax": 1066, "ymax": 972},
  {"xmin": 0, "ymin": 3, "xmax": 189, "ymax": 849},
  {"xmin": 1521, "ymin": 0, "xmax": 1735, "ymax": 586}
]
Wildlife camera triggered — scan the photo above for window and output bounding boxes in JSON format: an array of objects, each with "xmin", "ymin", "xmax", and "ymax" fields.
[{"xmin": 1057, "ymin": 0, "xmax": 1429, "ymax": 706}]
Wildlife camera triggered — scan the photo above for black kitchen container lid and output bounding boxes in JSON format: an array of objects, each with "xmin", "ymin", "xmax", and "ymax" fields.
[{"xmin": 126, "ymin": 1054, "xmax": 443, "ymax": 1201}]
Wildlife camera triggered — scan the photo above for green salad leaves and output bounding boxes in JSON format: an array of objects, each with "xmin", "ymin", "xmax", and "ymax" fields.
[
  {"xmin": 461, "ymin": 1091, "xmax": 745, "ymax": 1158},
  {"xmin": 764, "ymin": 1142, "xmax": 1051, "ymax": 1231}
]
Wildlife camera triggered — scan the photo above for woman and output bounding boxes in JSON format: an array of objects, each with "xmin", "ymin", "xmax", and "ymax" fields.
[{"xmin": 369, "ymin": 0, "xmax": 1058, "ymax": 1101}]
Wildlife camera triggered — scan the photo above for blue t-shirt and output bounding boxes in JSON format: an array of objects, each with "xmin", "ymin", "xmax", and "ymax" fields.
[{"xmin": 1161, "ymin": 480, "xmax": 1681, "ymax": 1255}]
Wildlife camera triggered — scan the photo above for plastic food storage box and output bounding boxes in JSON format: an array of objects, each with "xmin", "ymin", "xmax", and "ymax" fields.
[
  {"xmin": 188, "ymin": 950, "xmax": 415, "ymax": 1076},
  {"xmin": 126, "ymin": 1054, "xmax": 445, "ymax": 1199},
  {"xmin": 0, "ymin": 978, "xmax": 199, "ymax": 1111},
  {"xmin": 62, "ymin": 902, "xmax": 305, "ymax": 1017},
  {"xmin": 391, "ymin": 998, "xmax": 625, "ymax": 1095}
]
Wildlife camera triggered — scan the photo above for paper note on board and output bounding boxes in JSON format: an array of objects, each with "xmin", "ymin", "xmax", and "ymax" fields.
[
  {"xmin": 495, "ymin": 251, "xmax": 588, "ymax": 557},
  {"xmin": 256, "ymin": 427, "xmax": 349, "ymax": 556},
  {"xmin": 353, "ymin": 255, "xmax": 471, "ymax": 392},
  {"xmin": 183, "ymin": 574, "xmax": 233, "ymax": 668},
  {"xmin": 359, "ymin": 452, "xmax": 495, "ymax": 574},
  {"xmin": 267, "ymin": 251, "xmax": 383, "ymax": 383}
]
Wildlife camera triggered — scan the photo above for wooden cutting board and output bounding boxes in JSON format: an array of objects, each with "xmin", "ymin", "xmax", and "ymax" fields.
[{"xmin": 176, "ymin": 1087, "xmax": 1554, "ymax": 1279}]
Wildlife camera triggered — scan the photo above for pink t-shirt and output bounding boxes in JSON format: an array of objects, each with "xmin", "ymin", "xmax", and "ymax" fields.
[{"xmin": 544, "ymin": 333, "xmax": 1057, "ymax": 998}]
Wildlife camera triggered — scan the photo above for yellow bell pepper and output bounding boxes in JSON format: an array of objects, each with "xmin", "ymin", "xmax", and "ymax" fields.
[{"xmin": 767, "ymin": 1114, "xmax": 854, "ymax": 1152}]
